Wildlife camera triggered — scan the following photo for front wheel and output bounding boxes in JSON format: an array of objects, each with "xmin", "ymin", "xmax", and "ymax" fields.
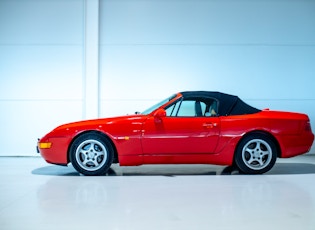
[
  {"xmin": 69, "ymin": 133, "xmax": 114, "ymax": 176},
  {"xmin": 234, "ymin": 134, "xmax": 277, "ymax": 174}
]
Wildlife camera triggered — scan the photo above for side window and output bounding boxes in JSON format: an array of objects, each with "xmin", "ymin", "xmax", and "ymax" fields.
[
  {"xmin": 177, "ymin": 100, "xmax": 196, "ymax": 116},
  {"xmin": 165, "ymin": 100, "xmax": 181, "ymax": 116},
  {"xmin": 165, "ymin": 99, "xmax": 207, "ymax": 117},
  {"xmin": 208, "ymin": 100, "xmax": 218, "ymax": 116}
]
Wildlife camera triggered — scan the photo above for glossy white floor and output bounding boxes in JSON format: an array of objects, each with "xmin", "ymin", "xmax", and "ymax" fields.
[{"xmin": 1, "ymin": 156, "xmax": 315, "ymax": 230}]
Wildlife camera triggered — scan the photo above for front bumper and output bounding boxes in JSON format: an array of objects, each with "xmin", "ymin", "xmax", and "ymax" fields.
[{"xmin": 37, "ymin": 137, "xmax": 69, "ymax": 165}]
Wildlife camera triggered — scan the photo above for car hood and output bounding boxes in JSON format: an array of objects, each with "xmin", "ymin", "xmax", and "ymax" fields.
[
  {"xmin": 55, "ymin": 114, "xmax": 147, "ymax": 130},
  {"xmin": 42, "ymin": 114, "xmax": 148, "ymax": 138}
]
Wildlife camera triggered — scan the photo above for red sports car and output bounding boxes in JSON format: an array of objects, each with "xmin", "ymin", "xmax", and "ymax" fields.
[{"xmin": 37, "ymin": 91, "xmax": 314, "ymax": 175}]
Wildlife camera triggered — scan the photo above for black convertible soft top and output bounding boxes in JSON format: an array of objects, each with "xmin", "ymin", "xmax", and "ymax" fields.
[{"xmin": 181, "ymin": 91, "xmax": 261, "ymax": 116}]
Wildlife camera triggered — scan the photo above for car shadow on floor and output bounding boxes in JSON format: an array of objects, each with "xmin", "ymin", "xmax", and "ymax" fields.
[{"xmin": 32, "ymin": 162, "xmax": 315, "ymax": 176}]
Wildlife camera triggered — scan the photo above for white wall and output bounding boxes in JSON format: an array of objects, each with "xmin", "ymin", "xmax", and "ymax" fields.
[
  {"xmin": 99, "ymin": 0, "xmax": 315, "ymax": 114},
  {"xmin": 0, "ymin": 0, "xmax": 85, "ymax": 156},
  {"xmin": 0, "ymin": 0, "xmax": 315, "ymax": 156}
]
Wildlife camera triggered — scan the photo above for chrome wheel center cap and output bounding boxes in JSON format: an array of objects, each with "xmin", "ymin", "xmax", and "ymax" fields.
[
  {"xmin": 254, "ymin": 150, "xmax": 260, "ymax": 158},
  {"xmin": 88, "ymin": 152, "xmax": 94, "ymax": 158}
]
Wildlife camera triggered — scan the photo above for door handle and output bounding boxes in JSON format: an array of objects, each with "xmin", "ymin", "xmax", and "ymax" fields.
[{"xmin": 203, "ymin": 123, "xmax": 217, "ymax": 128}]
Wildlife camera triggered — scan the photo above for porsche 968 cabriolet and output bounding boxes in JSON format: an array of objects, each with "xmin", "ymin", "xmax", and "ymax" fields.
[{"xmin": 37, "ymin": 91, "xmax": 314, "ymax": 175}]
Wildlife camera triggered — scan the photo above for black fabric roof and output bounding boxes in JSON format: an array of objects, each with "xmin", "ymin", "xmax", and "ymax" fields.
[{"xmin": 180, "ymin": 91, "xmax": 260, "ymax": 116}]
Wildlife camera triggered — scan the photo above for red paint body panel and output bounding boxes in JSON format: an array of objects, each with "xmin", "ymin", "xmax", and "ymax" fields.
[
  {"xmin": 38, "ymin": 92, "xmax": 314, "ymax": 168},
  {"xmin": 218, "ymin": 110, "xmax": 314, "ymax": 160}
]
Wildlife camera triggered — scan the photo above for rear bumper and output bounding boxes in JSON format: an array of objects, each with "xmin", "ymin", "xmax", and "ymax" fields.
[{"xmin": 278, "ymin": 132, "xmax": 314, "ymax": 158}]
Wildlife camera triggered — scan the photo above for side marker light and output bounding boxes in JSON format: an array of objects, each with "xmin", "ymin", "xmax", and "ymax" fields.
[{"xmin": 38, "ymin": 142, "xmax": 52, "ymax": 149}]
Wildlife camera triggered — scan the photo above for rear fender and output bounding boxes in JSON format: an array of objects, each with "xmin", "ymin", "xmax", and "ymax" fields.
[{"xmin": 234, "ymin": 131, "xmax": 282, "ymax": 159}]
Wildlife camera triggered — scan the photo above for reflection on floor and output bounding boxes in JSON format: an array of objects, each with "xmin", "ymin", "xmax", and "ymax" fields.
[{"xmin": 1, "ymin": 156, "xmax": 315, "ymax": 230}]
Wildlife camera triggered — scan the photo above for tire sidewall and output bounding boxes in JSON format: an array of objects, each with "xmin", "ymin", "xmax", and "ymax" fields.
[
  {"xmin": 235, "ymin": 133, "xmax": 277, "ymax": 174},
  {"xmin": 69, "ymin": 133, "xmax": 114, "ymax": 176}
]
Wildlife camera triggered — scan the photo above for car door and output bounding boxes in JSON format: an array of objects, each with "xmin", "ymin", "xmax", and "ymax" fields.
[{"xmin": 141, "ymin": 99, "xmax": 220, "ymax": 155}]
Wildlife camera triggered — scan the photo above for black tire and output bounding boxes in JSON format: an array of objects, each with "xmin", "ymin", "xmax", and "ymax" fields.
[
  {"xmin": 69, "ymin": 133, "xmax": 114, "ymax": 176},
  {"xmin": 234, "ymin": 133, "xmax": 277, "ymax": 174}
]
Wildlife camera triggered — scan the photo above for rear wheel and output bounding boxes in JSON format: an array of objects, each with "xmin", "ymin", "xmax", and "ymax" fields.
[
  {"xmin": 234, "ymin": 134, "xmax": 277, "ymax": 174},
  {"xmin": 69, "ymin": 133, "xmax": 114, "ymax": 176}
]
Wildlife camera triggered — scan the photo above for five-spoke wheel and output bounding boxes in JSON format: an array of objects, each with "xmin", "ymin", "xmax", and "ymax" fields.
[
  {"xmin": 70, "ymin": 133, "xmax": 114, "ymax": 176},
  {"xmin": 235, "ymin": 133, "xmax": 277, "ymax": 174}
]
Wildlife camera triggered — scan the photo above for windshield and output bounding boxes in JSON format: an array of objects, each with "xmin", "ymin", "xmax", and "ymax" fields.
[{"xmin": 141, "ymin": 94, "xmax": 177, "ymax": 115}]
